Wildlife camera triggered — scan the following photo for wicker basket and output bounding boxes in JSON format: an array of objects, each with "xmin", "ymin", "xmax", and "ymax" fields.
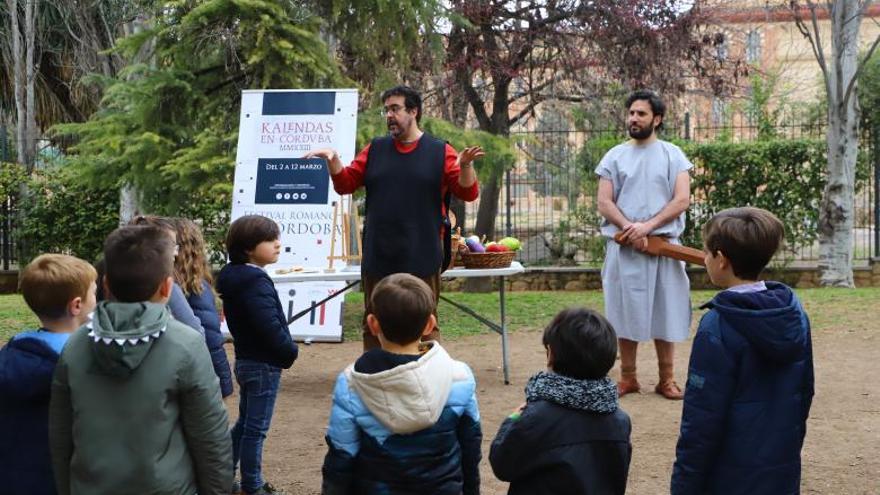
[
  {"xmin": 461, "ymin": 250, "xmax": 516, "ymax": 269},
  {"xmin": 445, "ymin": 236, "xmax": 462, "ymax": 271}
]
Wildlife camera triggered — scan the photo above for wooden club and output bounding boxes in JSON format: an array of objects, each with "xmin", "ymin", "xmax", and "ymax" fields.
[{"xmin": 613, "ymin": 232, "xmax": 706, "ymax": 266}]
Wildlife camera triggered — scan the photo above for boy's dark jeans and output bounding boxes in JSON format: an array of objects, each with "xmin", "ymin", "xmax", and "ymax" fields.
[{"xmin": 232, "ymin": 359, "xmax": 282, "ymax": 494}]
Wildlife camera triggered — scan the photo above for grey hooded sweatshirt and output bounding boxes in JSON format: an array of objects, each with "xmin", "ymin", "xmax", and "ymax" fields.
[{"xmin": 48, "ymin": 301, "xmax": 232, "ymax": 495}]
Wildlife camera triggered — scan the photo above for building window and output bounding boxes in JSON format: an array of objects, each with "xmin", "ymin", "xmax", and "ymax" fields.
[
  {"xmin": 512, "ymin": 76, "xmax": 526, "ymax": 98},
  {"xmin": 714, "ymin": 32, "xmax": 729, "ymax": 61},
  {"xmin": 712, "ymin": 98, "xmax": 727, "ymax": 126},
  {"xmin": 746, "ymin": 29, "xmax": 761, "ymax": 63}
]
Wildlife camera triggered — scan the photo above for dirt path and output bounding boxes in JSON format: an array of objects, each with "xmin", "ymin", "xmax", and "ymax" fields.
[{"xmin": 227, "ymin": 318, "xmax": 879, "ymax": 494}]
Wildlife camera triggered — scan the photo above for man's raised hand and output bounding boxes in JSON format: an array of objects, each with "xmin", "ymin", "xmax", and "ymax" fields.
[
  {"xmin": 304, "ymin": 148, "xmax": 341, "ymax": 174},
  {"xmin": 304, "ymin": 148, "xmax": 336, "ymax": 161},
  {"xmin": 457, "ymin": 146, "xmax": 485, "ymax": 168}
]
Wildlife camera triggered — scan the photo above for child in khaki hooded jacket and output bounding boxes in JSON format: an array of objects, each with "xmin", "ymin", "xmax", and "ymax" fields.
[{"xmin": 48, "ymin": 225, "xmax": 232, "ymax": 495}]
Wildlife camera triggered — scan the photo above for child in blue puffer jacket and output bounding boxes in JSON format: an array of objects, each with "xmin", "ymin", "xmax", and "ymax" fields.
[
  {"xmin": 672, "ymin": 207, "xmax": 814, "ymax": 495},
  {"xmin": 322, "ymin": 273, "xmax": 482, "ymax": 495}
]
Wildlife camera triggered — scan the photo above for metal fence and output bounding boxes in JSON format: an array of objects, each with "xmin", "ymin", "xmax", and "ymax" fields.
[
  {"xmin": 1, "ymin": 114, "xmax": 878, "ymax": 269},
  {"xmin": 460, "ymin": 112, "xmax": 879, "ymax": 266},
  {"xmin": 0, "ymin": 197, "xmax": 14, "ymax": 271},
  {"xmin": 0, "ymin": 123, "xmax": 15, "ymax": 271}
]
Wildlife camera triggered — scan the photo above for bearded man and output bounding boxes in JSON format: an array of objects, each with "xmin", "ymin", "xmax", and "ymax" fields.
[{"xmin": 595, "ymin": 90, "xmax": 693, "ymax": 400}]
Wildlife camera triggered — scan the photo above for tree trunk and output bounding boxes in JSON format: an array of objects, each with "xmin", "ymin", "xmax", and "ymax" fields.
[
  {"xmin": 818, "ymin": 0, "xmax": 861, "ymax": 287},
  {"xmin": 6, "ymin": 0, "xmax": 38, "ymax": 261},
  {"xmin": 8, "ymin": 0, "xmax": 25, "ymax": 165},
  {"xmin": 474, "ymin": 172, "xmax": 502, "ymax": 238},
  {"xmin": 465, "ymin": 117, "xmax": 508, "ymax": 292},
  {"xmin": 448, "ymin": 77, "xmax": 469, "ymax": 232},
  {"xmin": 6, "ymin": 0, "xmax": 39, "ymax": 171},
  {"xmin": 117, "ymin": 13, "xmax": 151, "ymax": 222},
  {"xmin": 472, "ymin": 104, "xmax": 511, "ymax": 240},
  {"xmin": 446, "ymin": 18, "xmax": 471, "ymax": 232},
  {"xmin": 23, "ymin": 0, "xmax": 37, "ymax": 172},
  {"xmin": 119, "ymin": 183, "xmax": 143, "ymax": 225}
]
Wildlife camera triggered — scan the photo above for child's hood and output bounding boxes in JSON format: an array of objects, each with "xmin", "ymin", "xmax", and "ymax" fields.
[
  {"xmin": 347, "ymin": 341, "xmax": 456, "ymax": 434},
  {"xmin": 87, "ymin": 300, "xmax": 169, "ymax": 377},
  {"xmin": 707, "ymin": 282, "xmax": 809, "ymax": 364},
  {"xmin": 0, "ymin": 336, "xmax": 59, "ymax": 402}
]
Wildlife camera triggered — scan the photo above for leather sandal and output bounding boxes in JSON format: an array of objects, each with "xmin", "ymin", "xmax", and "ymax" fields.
[
  {"xmin": 655, "ymin": 380, "xmax": 684, "ymax": 400},
  {"xmin": 617, "ymin": 378, "xmax": 641, "ymax": 397}
]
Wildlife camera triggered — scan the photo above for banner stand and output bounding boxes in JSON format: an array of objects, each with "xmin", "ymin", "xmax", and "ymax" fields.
[{"xmin": 227, "ymin": 89, "xmax": 359, "ymax": 342}]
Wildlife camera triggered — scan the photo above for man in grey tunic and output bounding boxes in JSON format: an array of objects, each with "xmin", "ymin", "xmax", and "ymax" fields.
[{"xmin": 596, "ymin": 90, "xmax": 692, "ymax": 400}]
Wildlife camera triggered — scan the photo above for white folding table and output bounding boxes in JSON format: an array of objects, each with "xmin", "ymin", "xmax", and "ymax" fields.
[{"xmin": 272, "ymin": 261, "xmax": 525, "ymax": 384}]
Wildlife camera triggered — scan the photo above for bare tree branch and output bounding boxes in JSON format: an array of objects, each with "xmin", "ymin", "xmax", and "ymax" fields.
[
  {"xmin": 843, "ymin": 32, "xmax": 880, "ymax": 109},
  {"xmin": 508, "ymin": 95, "xmax": 542, "ymax": 127},
  {"xmin": 507, "ymin": 76, "xmax": 557, "ymax": 105},
  {"xmin": 792, "ymin": 1, "xmax": 831, "ymax": 97}
]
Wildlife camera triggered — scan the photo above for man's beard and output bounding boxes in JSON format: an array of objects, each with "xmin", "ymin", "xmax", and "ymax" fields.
[
  {"xmin": 628, "ymin": 124, "xmax": 654, "ymax": 140},
  {"xmin": 388, "ymin": 119, "xmax": 402, "ymax": 138}
]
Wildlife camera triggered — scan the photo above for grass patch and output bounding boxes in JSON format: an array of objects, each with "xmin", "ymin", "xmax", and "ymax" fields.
[
  {"xmin": 794, "ymin": 287, "xmax": 880, "ymax": 333},
  {"xmin": 342, "ymin": 291, "xmax": 610, "ymax": 341},
  {"xmin": 0, "ymin": 294, "xmax": 40, "ymax": 342},
  {"xmin": 342, "ymin": 287, "xmax": 869, "ymax": 341},
  {"xmin": 2, "ymin": 288, "xmax": 878, "ymax": 344}
]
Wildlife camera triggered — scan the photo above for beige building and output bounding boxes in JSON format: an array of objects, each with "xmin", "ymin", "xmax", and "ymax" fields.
[{"xmin": 692, "ymin": 1, "xmax": 880, "ymax": 127}]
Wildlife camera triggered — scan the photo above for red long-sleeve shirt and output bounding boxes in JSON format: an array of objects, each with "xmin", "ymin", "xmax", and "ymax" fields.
[{"xmin": 330, "ymin": 139, "xmax": 480, "ymax": 214}]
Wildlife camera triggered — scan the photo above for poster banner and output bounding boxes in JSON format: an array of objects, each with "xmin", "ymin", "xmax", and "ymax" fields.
[
  {"xmin": 229, "ymin": 89, "xmax": 358, "ymax": 342},
  {"xmin": 254, "ymin": 158, "xmax": 330, "ymax": 205}
]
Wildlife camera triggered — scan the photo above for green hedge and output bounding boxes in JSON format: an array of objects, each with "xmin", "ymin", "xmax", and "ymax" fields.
[
  {"xmin": 1, "ymin": 162, "xmax": 119, "ymax": 265},
  {"xmin": 681, "ymin": 139, "xmax": 826, "ymax": 255}
]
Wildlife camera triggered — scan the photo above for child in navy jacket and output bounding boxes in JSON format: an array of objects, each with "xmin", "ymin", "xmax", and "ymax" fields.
[
  {"xmin": 217, "ymin": 215, "xmax": 298, "ymax": 495},
  {"xmin": 173, "ymin": 217, "xmax": 233, "ymax": 398},
  {"xmin": 672, "ymin": 207, "xmax": 814, "ymax": 495},
  {"xmin": 0, "ymin": 254, "xmax": 97, "ymax": 495}
]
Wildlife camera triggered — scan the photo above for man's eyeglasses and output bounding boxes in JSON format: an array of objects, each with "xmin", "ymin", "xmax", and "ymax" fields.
[{"xmin": 381, "ymin": 105, "xmax": 407, "ymax": 116}]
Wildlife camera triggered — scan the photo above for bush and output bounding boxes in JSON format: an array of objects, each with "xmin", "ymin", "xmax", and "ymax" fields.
[
  {"xmin": 174, "ymin": 189, "xmax": 232, "ymax": 265},
  {"xmin": 0, "ymin": 162, "xmax": 119, "ymax": 265},
  {"xmin": 681, "ymin": 139, "xmax": 827, "ymax": 257}
]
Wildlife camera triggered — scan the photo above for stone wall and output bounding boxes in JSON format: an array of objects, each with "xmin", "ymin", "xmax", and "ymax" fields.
[
  {"xmin": 0, "ymin": 271, "xmax": 18, "ymax": 294},
  {"xmin": 441, "ymin": 259, "xmax": 880, "ymax": 291}
]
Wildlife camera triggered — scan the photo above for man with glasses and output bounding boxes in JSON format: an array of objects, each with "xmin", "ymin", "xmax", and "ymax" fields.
[{"xmin": 306, "ymin": 85, "xmax": 483, "ymax": 351}]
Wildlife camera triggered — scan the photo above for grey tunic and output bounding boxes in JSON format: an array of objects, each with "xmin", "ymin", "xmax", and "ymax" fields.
[{"xmin": 595, "ymin": 140, "xmax": 692, "ymax": 342}]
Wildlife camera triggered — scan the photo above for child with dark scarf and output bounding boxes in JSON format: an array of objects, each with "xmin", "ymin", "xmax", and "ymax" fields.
[{"xmin": 489, "ymin": 308, "xmax": 632, "ymax": 495}]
